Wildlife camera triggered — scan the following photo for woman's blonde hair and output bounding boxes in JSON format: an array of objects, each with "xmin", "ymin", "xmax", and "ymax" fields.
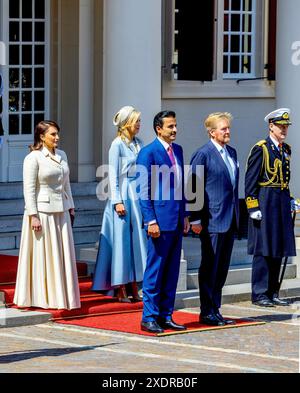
[
  {"xmin": 204, "ymin": 112, "xmax": 233, "ymax": 137},
  {"xmin": 115, "ymin": 108, "xmax": 141, "ymax": 141}
]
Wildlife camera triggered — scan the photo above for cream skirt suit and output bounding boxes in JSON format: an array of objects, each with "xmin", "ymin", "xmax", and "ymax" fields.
[{"xmin": 14, "ymin": 147, "xmax": 81, "ymax": 310}]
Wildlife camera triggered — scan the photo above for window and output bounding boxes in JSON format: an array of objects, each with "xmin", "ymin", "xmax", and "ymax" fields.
[
  {"xmin": 163, "ymin": 0, "xmax": 277, "ymax": 93},
  {"xmin": 7, "ymin": 0, "xmax": 47, "ymax": 135},
  {"xmin": 223, "ymin": 0, "xmax": 257, "ymax": 78}
]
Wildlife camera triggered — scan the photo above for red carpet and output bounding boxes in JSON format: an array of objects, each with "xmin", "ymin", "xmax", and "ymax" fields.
[
  {"xmin": 55, "ymin": 309, "xmax": 265, "ymax": 336},
  {"xmin": 0, "ymin": 254, "xmax": 143, "ymax": 319},
  {"xmin": 0, "ymin": 254, "xmax": 265, "ymax": 335},
  {"xmin": 0, "ymin": 254, "xmax": 88, "ymax": 285}
]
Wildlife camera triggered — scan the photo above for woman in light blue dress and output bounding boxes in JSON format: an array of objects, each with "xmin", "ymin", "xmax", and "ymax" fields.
[{"xmin": 92, "ymin": 106, "xmax": 147, "ymax": 302}]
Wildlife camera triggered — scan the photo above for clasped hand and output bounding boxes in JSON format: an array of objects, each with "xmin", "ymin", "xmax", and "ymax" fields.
[
  {"xmin": 191, "ymin": 224, "xmax": 202, "ymax": 235},
  {"xmin": 148, "ymin": 217, "xmax": 190, "ymax": 238},
  {"xmin": 31, "ymin": 216, "xmax": 42, "ymax": 232},
  {"xmin": 115, "ymin": 203, "xmax": 126, "ymax": 216}
]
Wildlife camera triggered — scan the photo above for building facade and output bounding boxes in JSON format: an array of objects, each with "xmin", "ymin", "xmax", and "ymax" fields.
[{"xmin": 0, "ymin": 0, "xmax": 299, "ymax": 198}]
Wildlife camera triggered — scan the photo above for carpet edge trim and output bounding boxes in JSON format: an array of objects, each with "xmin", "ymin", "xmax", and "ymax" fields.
[
  {"xmin": 156, "ymin": 321, "xmax": 266, "ymax": 337},
  {"xmin": 53, "ymin": 308, "xmax": 142, "ymax": 321}
]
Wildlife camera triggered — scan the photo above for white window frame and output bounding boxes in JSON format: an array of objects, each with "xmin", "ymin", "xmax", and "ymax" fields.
[
  {"xmin": 162, "ymin": 0, "xmax": 275, "ymax": 99},
  {"xmin": 223, "ymin": 0, "xmax": 257, "ymax": 79},
  {"xmin": 0, "ymin": 0, "xmax": 50, "ymax": 141}
]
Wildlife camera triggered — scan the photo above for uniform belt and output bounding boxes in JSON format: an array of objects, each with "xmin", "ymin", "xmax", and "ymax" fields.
[{"xmin": 258, "ymin": 183, "xmax": 289, "ymax": 189}]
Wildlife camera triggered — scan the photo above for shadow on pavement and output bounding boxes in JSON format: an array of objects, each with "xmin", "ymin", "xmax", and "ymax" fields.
[{"xmin": 0, "ymin": 342, "xmax": 121, "ymax": 364}]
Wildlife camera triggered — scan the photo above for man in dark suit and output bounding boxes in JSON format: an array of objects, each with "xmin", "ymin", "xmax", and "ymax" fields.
[
  {"xmin": 245, "ymin": 108, "xmax": 296, "ymax": 307},
  {"xmin": 137, "ymin": 110, "xmax": 190, "ymax": 333},
  {"xmin": 190, "ymin": 112, "xmax": 239, "ymax": 326}
]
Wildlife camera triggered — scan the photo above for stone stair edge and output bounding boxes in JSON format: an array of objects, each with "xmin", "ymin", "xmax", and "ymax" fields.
[
  {"xmin": 175, "ymin": 278, "xmax": 300, "ymax": 307},
  {"xmin": 0, "ymin": 182, "xmax": 101, "ymax": 199},
  {"xmin": 0, "ymin": 194, "xmax": 105, "ymax": 202},
  {"xmin": 0, "ymin": 308, "xmax": 52, "ymax": 328},
  {"xmin": 0, "ymin": 209, "xmax": 102, "ymax": 219}
]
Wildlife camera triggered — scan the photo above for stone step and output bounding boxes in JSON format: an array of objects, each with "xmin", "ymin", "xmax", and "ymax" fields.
[
  {"xmin": 0, "ymin": 181, "xmax": 100, "ymax": 200},
  {"xmin": 73, "ymin": 227, "xmax": 100, "ymax": 246},
  {"xmin": 182, "ymin": 237, "xmax": 253, "ymax": 269},
  {"xmin": 0, "ymin": 195, "xmax": 104, "ymax": 216},
  {"xmin": 187, "ymin": 263, "xmax": 297, "ymax": 289},
  {"xmin": 0, "ymin": 307, "xmax": 52, "ymax": 328},
  {"xmin": 0, "ymin": 224, "xmax": 101, "ymax": 251},
  {"xmin": 0, "ymin": 242, "xmax": 100, "ymax": 257},
  {"xmin": 0, "ymin": 210, "xmax": 101, "ymax": 234},
  {"xmin": 0, "ymin": 292, "xmax": 5, "ymax": 306},
  {"xmin": 175, "ymin": 278, "xmax": 300, "ymax": 309}
]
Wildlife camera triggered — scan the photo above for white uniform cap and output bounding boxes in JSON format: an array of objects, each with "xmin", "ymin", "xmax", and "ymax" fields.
[{"xmin": 264, "ymin": 108, "xmax": 292, "ymax": 125}]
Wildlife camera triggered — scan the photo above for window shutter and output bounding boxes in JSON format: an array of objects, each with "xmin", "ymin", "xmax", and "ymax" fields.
[
  {"xmin": 267, "ymin": 0, "xmax": 277, "ymax": 80},
  {"xmin": 176, "ymin": 1, "xmax": 215, "ymax": 81}
]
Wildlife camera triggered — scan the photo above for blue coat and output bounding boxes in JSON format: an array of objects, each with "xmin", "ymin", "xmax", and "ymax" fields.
[
  {"xmin": 92, "ymin": 137, "xmax": 147, "ymax": 291},
  {"xmin": 190, "ymin": 140, "xmax": 239, "ymax": 233},
  {"xmin": 136, "ymin": 138, "xmax": 187, "ymax": 230}
]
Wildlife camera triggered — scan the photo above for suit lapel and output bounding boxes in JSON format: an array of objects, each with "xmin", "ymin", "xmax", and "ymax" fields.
[
  {"xmin": 173, "ymin": 143, "xmax": 183, "ymax": 169},
  {"xmin": 41, "ymin": 147, "xmax": 62, "ymax": 165}
]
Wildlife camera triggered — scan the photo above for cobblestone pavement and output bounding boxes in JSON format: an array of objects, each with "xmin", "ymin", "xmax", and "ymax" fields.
[{"xmin": 0, "ymin": 299, "xmax": 299, "ymax": 374}]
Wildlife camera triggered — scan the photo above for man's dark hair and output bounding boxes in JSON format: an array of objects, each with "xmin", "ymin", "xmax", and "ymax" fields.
[{"xmin": 153, "ymin": 110, "xmax": 176, "ymax": 134}]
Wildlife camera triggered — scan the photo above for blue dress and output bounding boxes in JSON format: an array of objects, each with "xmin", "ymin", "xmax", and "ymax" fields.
[{"xmin": 92, "ymin": 136, "xmax": 147, "ymax": 291}]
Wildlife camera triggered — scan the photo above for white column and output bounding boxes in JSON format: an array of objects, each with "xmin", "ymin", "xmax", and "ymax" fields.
[
  {"xmin": 276, "ymin": 0, "xmax": 300, "ymax": 196},
  {"xmin": 102, "ymin": 0, "xmax": 162, "ymax": 162},
  {"xmin": 78, "ymin": 0, "xmax": 95, "ymax": 181}
]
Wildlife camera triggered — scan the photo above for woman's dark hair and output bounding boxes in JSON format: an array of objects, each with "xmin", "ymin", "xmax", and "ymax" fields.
[
  {"xmin": 30, "ymin": 120, "xmax": 60, "ymax": 151},
  {"xmin": 153, "ymin": 110, "xmax": 176, "ymax": 134}
]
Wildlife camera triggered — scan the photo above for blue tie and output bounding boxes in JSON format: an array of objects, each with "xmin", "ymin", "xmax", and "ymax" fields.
[{"xmin": 221, "ymin": 148, "xmax": 235, "ymax": 186}]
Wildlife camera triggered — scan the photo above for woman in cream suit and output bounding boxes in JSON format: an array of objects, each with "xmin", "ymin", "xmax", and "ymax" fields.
[
  {"xmin": 92, "ymin": 106, "xmax": 147, "ymax": 302},
  {"xmin": 14, "ymin": 120, "xmax": 80, "ymax": 310}
]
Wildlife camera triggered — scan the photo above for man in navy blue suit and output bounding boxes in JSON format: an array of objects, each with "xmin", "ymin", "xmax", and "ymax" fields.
[
  {"xmin": 137, "ymin": 110, "xmax": 190, "ymax": 333},
  {"xmin": 190, "ymin": 112, "xmax": 239, "ymax": 326}
]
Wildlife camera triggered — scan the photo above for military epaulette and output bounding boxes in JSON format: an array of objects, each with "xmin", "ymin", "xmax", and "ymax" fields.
[{"xmin": 255, "ymin": 140, "xmax": 267, "ymax": 147}]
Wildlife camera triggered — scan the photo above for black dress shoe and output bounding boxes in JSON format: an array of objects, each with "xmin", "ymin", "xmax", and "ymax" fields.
[
  {"xmin": 141, "ymin": 321, "xmax": 164, "ymax": 334},
  {"xmin": 272, "ymin": 297, "xmax": 290, "ymax": 306},
  {"xmin": 215, "ymin": 312, "xmax": 236, "ymax": 325},
  {"xmin": 252, "ymin": 299, "xmax": 275, "ymax": 307},
  {"xmin": 158, "ymin": 318, "xmax": 186, "ymax": 331},
  {"xmin": 200, "ymin": 313, "xmax": 226, "ymax": 326}
]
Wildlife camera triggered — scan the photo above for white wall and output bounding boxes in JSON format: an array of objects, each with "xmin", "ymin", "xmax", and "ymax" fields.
[
  {"xmin": 276, "ymin": 0, "xmax": 300, "ymax": 196},
  {"xmin": 102, "ymin": 0, "xmax": 162, "ymax": 163}
]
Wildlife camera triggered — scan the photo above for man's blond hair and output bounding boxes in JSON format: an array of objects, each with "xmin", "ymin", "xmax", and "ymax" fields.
[{"xmin": 204, "ymin": 112, "xmax": 233, "ymax": 137}]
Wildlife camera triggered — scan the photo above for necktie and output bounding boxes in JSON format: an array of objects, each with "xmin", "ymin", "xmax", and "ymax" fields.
[
  {"xmin": 278, "ymin": 143, "xmax": 283, "ymax": 155},
  {"xmin": 221, "ymin": 148, "xmax": 235, "ymax": 186},
  {"xmin": 167, "ymin": 145, "xmax": 177, "ymax": 175}
]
